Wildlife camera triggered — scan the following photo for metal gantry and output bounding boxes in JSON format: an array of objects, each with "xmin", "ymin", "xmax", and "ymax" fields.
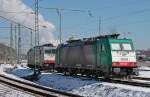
[
  {"xmin": 40, "ymin": 7, "xmax": 92, "ymax": 44},
  {"xmin": 14, "ymin": 25, "xmax": 17, "ymax": 52},
  {"xmin": 98, "ymin": 16, "xmax": 101, "ymax": 36},
  {"xmin": 34, "ymin": 0, "xmax": 40, "ymax": 74},
  {"xmin": 10, "ymin": 23, "xmax": 13, "ymax": 48},
  {"xmin": 56, "ymin": 9, "xmax": 62, "ymax": 44},
  {"xmin": 17, "ymin": 24, "xmax": 21, "ymax": 64},
  {"xmin": 9, "ymin": 23, "xmax": 13, "ymax": 65},
  {"xmin": 30, "ymin": 30, "xmax": 33, "ymax": 48}
]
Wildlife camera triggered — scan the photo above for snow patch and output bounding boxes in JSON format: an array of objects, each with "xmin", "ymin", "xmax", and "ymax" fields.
[
  {"xmin": 138, "ymin": 71, "xmax": 150, "ymax": 78},
  {"xmin": 71, "ymin": 83, "xmax": 150, "ymax": 97},
  {"xmin": 138, "ymin": 66, "xmax": 150, "ymax": 71},
  {"xmin": 0, "ymin": 64, "xmax": 14, "ymax": 72},
  {"xmin": 8, "ymin": 67, "xmax": 150, "ymax": 97},
  {"xmin": 34, "ymin": 73, "xmax": 96, "ymax": 91},
  {"xmin": 11, "ymin": 67, "xmax": 34, "ymax": 77}
]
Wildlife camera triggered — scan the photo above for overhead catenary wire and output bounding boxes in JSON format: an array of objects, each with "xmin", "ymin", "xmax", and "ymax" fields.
[
  {"xmin": 0, "ymin": 15, "xmax": 34, "ymax": 31},
  {"xmin": 40, "ymin": 7, "xmax": 90, "ymax": 13},
  {"xmin": 0, "ymin": 1, "xmax": 40, "ymax": 63},
  {"xmin": 64, "ymin": 7, "xmax": 150, "ymax": 31},
  {"xmin": 0, "ymin": 19, "xmax": 11, "ymax": 25},
  {"xmin": 0, "ymin": 0, "xmax": 45, "ymax": 29},
  {"xmin": 61, "ymin": 0, "xmax": 150, "ymax": 32},
  {"xmin": 0, "ymin": 0, "xmax": 47, "ymax": 57},
  {"xmin": 40, "ymin": 7, "xmax": 92, "ymax": 43},
  {"xmin": 77, "ymin": 19, "xmax": 150, "ymax": 33},
  {"xmin": 0, "ymin": 0, "xmax": 44, "ymax": 44}
]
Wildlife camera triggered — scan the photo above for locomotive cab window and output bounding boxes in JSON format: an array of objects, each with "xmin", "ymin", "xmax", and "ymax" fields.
[
  {"xmin": 52, "ymin": 49, "xmax": 56, "ymax": 54},
  {"xmin": 111, "ymin": 43, "xmax": 133, "ymax": 51},
  {"xmin": 122, "ymin": 43, "xmax": 132, "ymax": 50},
  {"xmin": 45, "ymin": 50, "xmax": 51, "ymax": 54},
  {"xmin": 111, "ymin": 43, "xmax": 121, "ymax": 50},
  {"xmin": 45, "ymin": 49, "xmax": 56, "ymax": 54}
]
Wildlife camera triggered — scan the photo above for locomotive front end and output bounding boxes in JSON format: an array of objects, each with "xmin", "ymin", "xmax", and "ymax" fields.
[{"xmin": 110, "ymin": 39, "xmax": 138, "ymax": 76}]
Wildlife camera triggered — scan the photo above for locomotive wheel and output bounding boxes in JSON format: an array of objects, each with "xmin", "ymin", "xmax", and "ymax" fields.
[
  {"xmin": 81, "ymin": 70, "xmax": 86, "ymax": 76},
  {"xmin": 104, "ymin": 72, "xmax": 110, "ymax": 79}
]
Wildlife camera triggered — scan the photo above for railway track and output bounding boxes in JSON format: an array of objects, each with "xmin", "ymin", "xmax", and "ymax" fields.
[
  {"xmin": 64, "ymin": 74, "xmax": 150, "ymax": 88},
  {"xmin": 97, "ymin": 77, "xmax": 150, "ymax": 88},
  {"xmin": 72, "ymin": 75, "xmax": 150, "ymax": 88},
  {"xmin": 132, "ymin": 76, "xmax": 150, "ymax": 81},
  {"xmin": 0, "ymin": 74, "xmax": 82, "ymax": 97}
]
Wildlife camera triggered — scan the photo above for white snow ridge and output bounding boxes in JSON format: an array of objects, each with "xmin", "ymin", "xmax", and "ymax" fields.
[
  {"xmin": 71, "ymin": 83, "xmax": 150, "ymax": 97},
  {"xmin": 5, "ymin": 67, "xmax": 150, "ymax": 97},
  {"xmin": 33, "ymin": 72, "xmax": 150, "ymax": 97}
]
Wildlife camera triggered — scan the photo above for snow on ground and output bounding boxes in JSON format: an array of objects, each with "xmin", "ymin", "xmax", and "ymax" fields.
[
  {"xmin": 0, "ymin": 83, "xmax": 35, "ymax": 97},
  {"xmin": 0, "ymin": 64, "xmax": 35, "ymax": 97},
  {"xmin": 138, "ymin": 66, "xmax": 150, "ymax": 71},
  {"xmin": 71, "ymin": 83, "xmax": 150, "ymax": 97},
  {"xmin": 34, "ymin": 72, "xmax": 97, "ymax": 91},
  {"xmin": 132, "ymin": 79, "xmax": 150, "ymax": 83},
  {"xmin": 138, "ymin": 66, "xmax": 150, "ymax": 78},
  {"xmin": 0, "ymin": 64, "xmax": 14, "ymax": 72},
  {"xmin": 33, "ymin": 73, "xmax": 150, "ymax": 96},
  {"xmin": 10, "ymin": 66, "xmax": 34, "ymax": 77},
  {"xmin": 2, "ymin": 65, "xmax": 150, "ymax": 97},
  {"xmin": 138, "ymin": 70, "xmax": 150, "ymax": 78},
  {"xmin": 0, "ymin": 64, "xmax": 36, "ymax": 85}
]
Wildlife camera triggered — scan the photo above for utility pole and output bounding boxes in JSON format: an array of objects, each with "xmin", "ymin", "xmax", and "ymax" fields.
[
  {"xmin": 34, "ymin": 0, "xmax": 40, "ymax": 74},
  {"xmin": 30, "ymin": 30, "xmax": 33, "ymax": 48},
  {"xmin": 42, "ymin": 7, "xmax": 92, "ymax": 44},
  {"xmin": 18, "ymin": 24, "xmax": 21, "ymax": 64},
  {"xmin": 10, "ymin": 23, "xmax": 13, "ymax": 48},
  {"xmin": 54, "ymin": 8, "xmax": 62, "ymax": 44},
  {"xmin": 35, "ymin": 0, "xmax": 40, "ymax": 46},
  {"xmin": 14, "ymin": 25, "xmax": 17, "ymax": 64},
  {"xmin": 98, "ymin": 16, "xmax": 101, "ymax": 36},
  {"xmin": 10, "ymin": 23, "xmax": 13, "ymax": 64},
  {"xmin": 14, "ymin": 25, "xmax": 17, "ymax": 52},
  {"xmin": 57, "ymin": 9, "xmax": 62, "ymax": 44}
]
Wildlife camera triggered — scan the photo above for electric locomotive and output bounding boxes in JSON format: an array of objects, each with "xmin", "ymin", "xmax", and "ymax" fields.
[
  {"xmin": 55, "ymin": 34, "xmax": 138, "ymax": 78},
  {"xmin": 27, "ymin": 43, "xmax": 56, "ymax": 70}
]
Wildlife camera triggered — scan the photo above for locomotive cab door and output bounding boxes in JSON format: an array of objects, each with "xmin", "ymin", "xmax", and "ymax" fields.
[
  {"xmin": 96, "ymin": 41, "xmax": 110, "ymax": 76},
  {"xmin": 96, "ymin": 43, "xmax": 101, "ymax": 66}
]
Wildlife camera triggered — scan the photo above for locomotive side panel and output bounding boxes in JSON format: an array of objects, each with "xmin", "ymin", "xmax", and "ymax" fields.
[
  {"xmin": 56, "ymin": 34, "xmax": 138, "ymax": 77},
  {"xmin": 27, "ymin": 47, "xmax": 44, "ymax": 68},
  {"xmin": 56, "ymin": 44, "xmax": 97, "ymax": 69},
  {"xmin": 27, "ymin": 49, "xmax": 35, "ymax": 67}
]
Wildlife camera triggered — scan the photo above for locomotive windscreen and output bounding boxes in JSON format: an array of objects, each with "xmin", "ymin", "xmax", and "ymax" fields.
[
  {"xmin": 111, "ymin": 43, "xmax": 133, "ymax": 51},
  {"xmin": 45, "ymin": 49, "xmax": 56, "ymax": 54}
]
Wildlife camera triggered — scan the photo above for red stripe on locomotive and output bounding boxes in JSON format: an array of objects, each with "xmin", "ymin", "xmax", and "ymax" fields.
[
  {"xmin": 112, "ymin": 62, "xmax": 137, "ymax": 67},
  {"xmin": 44, "ymin": 60, "xmax": 55, "ymax": 64}
]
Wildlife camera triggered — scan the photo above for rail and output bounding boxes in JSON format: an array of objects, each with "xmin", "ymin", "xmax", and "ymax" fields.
[
  {"xmin": 132, "ymin": 76, "xmax": 150, "ymax": 81},
  {"xmin": 0, "ymin": 74, "xmax": 82, "ymax": 97},
  {"xmin": 97, "ymin": 77, "xmax": 150, "ymax": 88}
]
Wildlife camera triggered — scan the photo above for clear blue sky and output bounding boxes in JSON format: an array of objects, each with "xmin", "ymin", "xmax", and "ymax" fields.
[{"xmin": 1, "ymin": 0, "xmax": 150, "ymax": 50}]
